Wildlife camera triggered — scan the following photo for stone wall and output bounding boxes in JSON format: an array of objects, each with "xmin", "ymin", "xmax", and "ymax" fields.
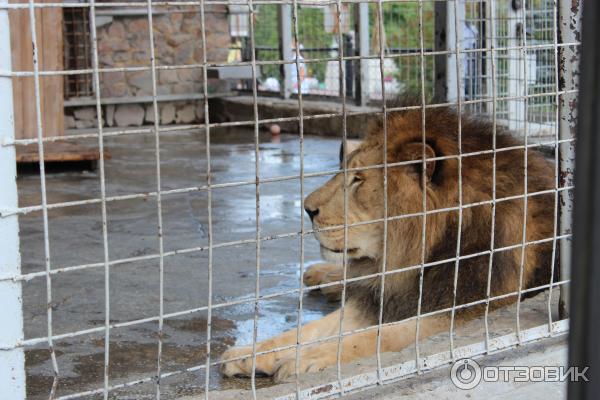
[{"xmin": 66, "ymin": 6, "xmax": 230, "ymax": 129}]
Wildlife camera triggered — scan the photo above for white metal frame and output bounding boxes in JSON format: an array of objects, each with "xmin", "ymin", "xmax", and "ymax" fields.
[
  {"xmin": 0, "ymin": 1, "xmax": 580, "ymax": 399},
  {"xmin": 0, "ymin": 0, "xmax": 25, "ymax": 396}
]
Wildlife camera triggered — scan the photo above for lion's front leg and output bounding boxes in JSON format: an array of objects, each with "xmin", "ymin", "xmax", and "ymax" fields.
[
  {"xmin": 221, "ymin": 303, "xmax": 450, "ymax": 381},
  {"xmin": 220, "ymin": 305, "xmax": 367, "ymax": 379},
  {"xmin": 273, "ymin": 313, "xmax": 451, "ymax": 381}
]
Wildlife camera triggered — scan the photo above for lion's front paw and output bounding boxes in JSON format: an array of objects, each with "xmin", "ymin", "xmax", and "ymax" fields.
[
  {"xmin": 220, "ymin": 345, "xmax": 254, "ymax": 377},
  {"xmin": 303, "ymin": 263, "xmax": 342, "ymax": 287},
  {"xmin": 303, "ymin": 264, "xmax": 343, "ymax": 301},
  {"xmin": 220, "ymin": 345, "xmax": 277, "ymax": 378},
  {"xmin": 273, "ymin": 355, "xmax": 334, "ymax": 382},
  {"xmin": 303, "ymin": 265, "xmax": 326, "ymax": 287}
]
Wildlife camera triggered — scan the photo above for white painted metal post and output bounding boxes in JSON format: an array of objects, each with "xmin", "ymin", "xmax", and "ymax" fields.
[
  {"xmin": 507, "ymin": 2, "xmax": 525, "ymax": 132},
  {"xmin": 356, "ymin": 2, "xmax": 369, "ymax": 106},
  {"xmin": 484, "ymin": 0, "xmax": 497, "ymax": 114},
  {"xmin": 0, "ymin": 0, "xmax": 26, "ymax": 397},
  {"xmin": 445, "ymin": 0, "xmax": 462, "ymax": 102},
  {"xmin": 557, "ymin": 0, "xmax": 582, "ymax": 319},
  {"xmin": 279, "ymin": 4, "xmax": 293, "ymax": 99}
]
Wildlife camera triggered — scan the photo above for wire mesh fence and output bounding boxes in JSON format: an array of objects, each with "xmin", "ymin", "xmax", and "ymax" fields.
[
  {"xmin": 239, "ymin": 0, "xmax": 559, "ymax": 136},
  {"xmin": 0, "ymin": 0, "xmax": 580, "ymax": 399}
]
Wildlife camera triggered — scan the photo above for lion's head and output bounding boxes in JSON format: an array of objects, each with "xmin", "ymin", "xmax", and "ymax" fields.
[{"xmin": 304, "ymin": 109, "xmax": 458, "ymax": 273}]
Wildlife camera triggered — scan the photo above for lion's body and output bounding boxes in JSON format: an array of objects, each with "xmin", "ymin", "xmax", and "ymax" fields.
[
  {"xmin": 345, "ymin": 106, "xmax": 556, "ymax": 324},
  {"xmin": 221, "ymin": 104, "xmax": 556, "ymax": 381}
]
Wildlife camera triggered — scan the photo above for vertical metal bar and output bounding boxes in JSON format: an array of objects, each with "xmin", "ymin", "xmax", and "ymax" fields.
[
  {"xmin": 88, "ymin": 0, "xmax": 112, "ymax": 397},
  {"xmin": 442, "ymin": 0, "xmax": 459, "ymax": 102},
  {"xmin": 143, "ymin": 0, "xmax": 167, "ymax": 396},
  {"xmin": 484, "ymin": 0, "xmax": 497, "ymax": 115},
  {"xmin": 483, "ymin": 0, "xmax": 499, "ymax": 352},
  {"xmin": 334, "ymin": 0, "xmax": 349, "ymax": 393},
  {"xmin": 434, "ymin": 1, "xmax": 458, "ymax": 101},
  {"xmin": 515, "ymin": 0, "xmax": 530, "ymax": 343},
  {"xmin": 414, "ymin": 0, "xmax": 428, "ymax": 372},
  {"xmin": 507, "ymin": 1, "xmax": 525, "ymax": 132},
  {"xmin": 88, "ymin": 10, "xmax": 98, "ymax": 98},
  {"xmin": 372, "ymin": 0, "xmax": 407, "ymax": 384},
  {"xmin": 199, "ymin": 1, "xmax": 215, "ymax": 398},
  {"xmin": 0, "ymin": 2, "xmax": 25, "ymax": 397},
  {"xmin": 547, "ymin": 0, "xmax": 561, "ymax": 334},
  {"xmin": 557, "ymin": 0, "xmax": 581, "ymax": 320},
  {"xmin": 279, "ymin": 4, "xmax": 293, "ymax": 99},
  {"xmin": 27, "ymin": 0, "xmax": 60, "ymax": 395},
  {"xmin": 374, "ymin": 0, "xmax": 388, "ymax": 385},
  {"xmin": 344, "ymin": 33, "xmax": 354, "ymax": 98},
  {"xmin": 290, "ymin": 1, "xmax": 305, "ymax": 395},
  {"xmin": 354, "ymin": 2, "xmax": 369, "ymax": 106},
  {"xmin": 449, "ymin": 0, "xmax": 464, "ymax": 360},
  {"xmin": 434, "ymin": 1, "xmax": 447, "ymax": 101},
  {"xmin": 246, "ymin": 1, "xmax": 261, "ymax": 398}
]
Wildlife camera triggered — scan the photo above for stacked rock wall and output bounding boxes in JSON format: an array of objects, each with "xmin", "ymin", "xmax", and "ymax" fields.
[{"xmin": 66, "ymin": 6, "xmax": 230, "ymax": 129}]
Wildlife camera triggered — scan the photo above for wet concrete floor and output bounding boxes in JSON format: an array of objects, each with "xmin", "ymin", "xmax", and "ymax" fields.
[
  {"xmin": 18, "ymin": 128, "xmax": 340, "ymax": 399},
  {"xmin": 17, "ymin": 127, "xmax": 562, "ymax": 399}
]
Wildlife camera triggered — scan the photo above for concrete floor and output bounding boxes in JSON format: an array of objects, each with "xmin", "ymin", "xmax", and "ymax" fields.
[
  {"xmin": 17, "ymin": 128, "xmax": 565, "ymax": 399},
  {"xmin": 339, "ymin": 336, "xmax": 568, "ymax": 400},
  {"xmin": 19, "ymin": 128, "xmax": 340, "ymax": 399}
]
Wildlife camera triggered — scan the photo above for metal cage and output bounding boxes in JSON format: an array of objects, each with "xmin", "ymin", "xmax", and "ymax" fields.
[{"xmin": 0, "ymin": 0, "xmax": 581, "ymax": 398}]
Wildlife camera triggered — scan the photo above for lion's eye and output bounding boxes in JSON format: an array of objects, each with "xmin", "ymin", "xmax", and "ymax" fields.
[{"xmin": 351, "ymin": 175, "xmax": 364, "ymax": 186}]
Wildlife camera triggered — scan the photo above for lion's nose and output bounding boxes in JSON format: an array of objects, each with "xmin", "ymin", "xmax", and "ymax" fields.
[{"xmin": 305, "ymin": 206, "xmax": 319, "ymax": 222}]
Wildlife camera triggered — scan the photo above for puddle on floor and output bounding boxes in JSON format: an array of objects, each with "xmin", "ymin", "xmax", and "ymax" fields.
[{"xmin": 24, "ymin": 262, "xmax": 337, "ymax": 399}]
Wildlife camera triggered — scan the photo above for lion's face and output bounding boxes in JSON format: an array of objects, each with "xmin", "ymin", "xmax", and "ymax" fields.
[{"xmin": 304, "ymin": 139, "xmax": 434, "ymax": 266}]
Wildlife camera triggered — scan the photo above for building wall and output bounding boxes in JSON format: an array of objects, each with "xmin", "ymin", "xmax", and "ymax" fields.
[{"xmin": 67, "ymin": 6, "xmax": 230, "ymax": 129}]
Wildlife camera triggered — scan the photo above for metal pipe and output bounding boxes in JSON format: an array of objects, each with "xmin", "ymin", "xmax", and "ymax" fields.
[
  {"xmin": 557, "ymin": 0, "xmax": 581, "ymax": 319},
  {"xmin": 278, "ymin": 4, "xmax": 293, "ymax": 99},
  {"xmin": 355, "ymin": 2, "xmax": 369, "ymax": 106},
  {"xmin": 0, "ymin": 0, "xmax": 25, "ymax": 397}
]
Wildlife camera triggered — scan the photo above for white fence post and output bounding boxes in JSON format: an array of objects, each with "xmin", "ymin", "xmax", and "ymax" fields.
[
  {"xmin": 507, "ymin": 2, "xmax": 525, "ymax": 132},
  {"xmin": 279, "ymin": 4, "xmax": 293, "ymax": 99},
  {"xmin": 0, "ymin": 0, "xmax": 26, "ymax": 397},
  {"xmin": 356, "ymin": 2, "xmax": 369, "ymax": 106},
  {"xmin": 445, "ymin": 0, "xmax": 463, "ymax": 102}
]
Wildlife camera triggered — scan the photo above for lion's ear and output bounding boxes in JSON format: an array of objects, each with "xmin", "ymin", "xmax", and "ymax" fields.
[
  {"xmin": 339, "ymin": 139, "xmax": 363, "ymax": 166},
  {"xmin": 400, "ymin": 142, "xmax": 436, "ymax": 181}
]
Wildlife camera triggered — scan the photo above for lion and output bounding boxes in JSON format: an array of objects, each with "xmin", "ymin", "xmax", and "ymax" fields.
[{"xmin": 220, "ymin": 102, "xmax": 557, "ymax": 382}]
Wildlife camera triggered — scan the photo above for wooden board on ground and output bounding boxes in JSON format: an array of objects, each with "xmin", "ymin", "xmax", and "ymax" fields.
[{"xmin": 16, "ymin": 141, "xmax": 109, "ymax": 171}]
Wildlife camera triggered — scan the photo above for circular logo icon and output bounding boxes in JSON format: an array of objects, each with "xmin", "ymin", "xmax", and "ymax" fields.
[{"xmin": 450, "ymin": 358, "xmax": 482, "ymax": 390}]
